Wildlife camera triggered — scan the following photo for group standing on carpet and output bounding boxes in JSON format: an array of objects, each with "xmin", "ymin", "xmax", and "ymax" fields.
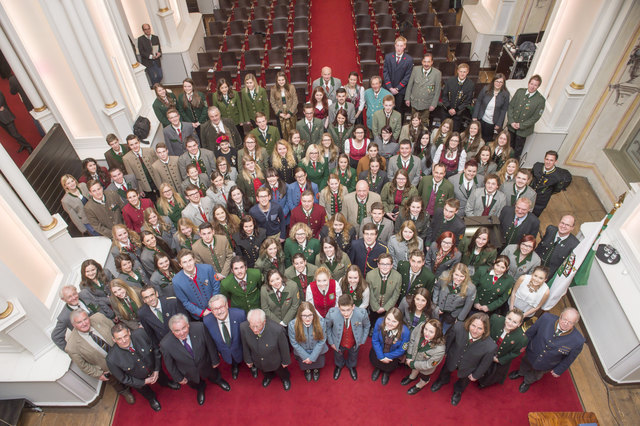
[{"xmin": 54, "ymin": 32, "xmax": 583, "ymax": 411}]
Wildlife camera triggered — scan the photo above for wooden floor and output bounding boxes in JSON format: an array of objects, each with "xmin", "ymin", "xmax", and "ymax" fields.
[{"xmin": 18, "ymin": 177, "xmax": 640, "ymax": 426}]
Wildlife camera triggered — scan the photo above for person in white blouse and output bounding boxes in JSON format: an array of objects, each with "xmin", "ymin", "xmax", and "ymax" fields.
[{"xmin": 508, "ymin": 266, "xmax": 550, "ymax": 318}]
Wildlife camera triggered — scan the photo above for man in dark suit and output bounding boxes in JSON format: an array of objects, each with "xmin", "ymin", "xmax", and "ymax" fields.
[
  {"xmin": 138, "ymin": 23, "xmax": 163, "ymax": 86},
  {"xmin": 106, "ymin": 324, "xmax": 180, "ymax": 411},
  {"xmin": 160, "ymin": 313, "xmax": 230, "ymax": 405},
  {"xmin": 200, "ymin": 106, "xmax": 242, "ymax": 150},
  {"xmin": 240, "ymin": 309, "xmax": 291, "ymax": 390},
  {"xmin": 51, "ymin": 285, "xmax": 113, "ymax": 350},
  {"xmin": 499, "ymin": 198, "xmax": 540, "ymax": 248},
  {"xmin": 441, "ymin": 63, "xmax": 475, "ymax": 132},
  {"xmin": 203, "ymin": 294, "xmax": 251, "ymax": 379},
  {"xmin": 530, "ymin": 151, "xmax": 572, "ymax": 216},
  {"xmin": 138, "ymin": 285, "xmax": 187, "ymax": 347},
  {"xmin": 106, "ymin": 167, "xmax": 139, "ymax": 203},
  {"xmin": 163, "ymin": 108, "xmax": 199, "ymax": 156},
  {"xmin": 0, "ymin": 89, "xmax": 32, "ymax": 153},
  {"xmin": 383, "ymin": 36, "xmax": 413, "ymax": 116},
  {"xmin": 510, "ymin": 308, "xmax": 584, "ymax": 393},
  {"xmin": 349, "ymin": 222, "xmax": 388, "ymax": 275},
  {"xmin": 431, "ymin": 313, "xmax": 497, "ymax": 406},
  {"xmin": 535, "ymin": 215, "xmax": 579, "ymax": 277},
  {"xmin": 425, "ymin": 198, "xmax": 466, "ymax": 246}
]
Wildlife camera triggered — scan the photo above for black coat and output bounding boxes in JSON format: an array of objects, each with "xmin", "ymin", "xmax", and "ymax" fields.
[
  {"xmin": 444, "ymin": 321, "xmax": 496, "ymax": 379},
  {"xmin": 240, "ymin": 319, "xmax": 291, "ymax": 372},
  {"xmin": 441, "ymin": 77, "xmax": 475, "ymax": 113},
  {"xmin": 106, "ymin": 329, "xmax": 160, "ymax": 389},
  {"xmin": 499, "ymin": 206, "xmax": 540, "ymax": 247},
  {"xmin": 160, "ymin": 322, "xmax": 221, "ymax": 384},
  {"xmin": 425, "ymin": 207, "xmax": 466, "ymax": 245},
  {"xmin": 138, "ymin": 296, "xmax": 188, "ymax": 347},
  {"xmin": 472, "ymin": 88, "xmax": 510, "ymax": 127},
  {"xmin": 535, "ymin": 225, "xmax": 580, "ymax": 276}
]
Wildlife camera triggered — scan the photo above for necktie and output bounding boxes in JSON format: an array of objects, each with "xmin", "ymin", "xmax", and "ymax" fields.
[
  {"xmin": 122, "ymin": 182, "xmax": 128, "ymax": 192},
  {"xmin": 466, "ymin": 182, "xmax": 471, "ymax": 192},
  {"xmin": 154, "ymin": 307, "xmax": 163, "ymax": 322},
  {"xmin": 238, "ymin": 279, "xmax": 247, "ymax": 291},
  {"xmin": 396, "ymin": 56, "xmax": 400, "ymax": 64},
  {"xmin": 433, "ymin": 183, "xmax": 439, "ymax": 194},
  {"xmin": 183, "ymin": 339, "xmax": 194, "ymax": 357},
  {"xmin": 298, "ymin": 273, "xmax": 307, "ymax": 290},
  {"xmin": 128, "ymin": 346, "xmax": 135, "ymax": 354},
  {"xmin": 344, "ymin": 318, "xmax": 350, "ymax": 329},
  {"xmin": 199, "ymin": 206, "xmax": 208, "ymax": 223},
  {"xmin": 222, "ymin": 321, "xmax": 231, "ymax": 345},
  {"xmin": 276, "ymin": 289, "xmax": 282, "ymax": 301},
  {"xmin": 403, "ymin": 161, "xmax": 408, "ymax": 170},
  {"xmin": 469, "ymin": 339, "xmax": 474, "ymax": 344},
  {"xmin": 325, "ymin": 83, "xmax": 330, "ymax": 93},
  {"xmin": 177, "ymin": 127, "xmax": 182, "ymax": 142},
  {"xmin": 366, "ymin": 246, "xmax": 372, "ymax": 255},
  {"xmin": 493, "ymin": 275, "xmax": 499, "ymax": 284},
  {"xmin": 514, "ymin": 217, "xmax": 520, "ymax": 227},
  {"xmin": 308, "ymin": 122, "xmax": 312, "ymax": 131},
  {"xmin": 89, "ymin": 331, "xmax": 110, "ymax": 352},
  {"xmin": 312, "ymin": 161, "xmax": 316, "ymax": 170}
]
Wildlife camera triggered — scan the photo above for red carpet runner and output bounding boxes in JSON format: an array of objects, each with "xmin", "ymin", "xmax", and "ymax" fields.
[
  {"xmin": 0, "ymin": 77, "xmax": 41, "ymax": 167},
  {"xmin": 112, "ymin": 341, "xmax": 582, "ymax": 425},
  {"xmin": 113, "ymin": 1, "xmax": 584, "ymax": 424},
  {"xmin": 308, "ymin": 0, "xmax": 359, "ymax": 95}
]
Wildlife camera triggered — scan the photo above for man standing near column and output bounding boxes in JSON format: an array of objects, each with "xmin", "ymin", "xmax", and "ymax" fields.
[
  {"xmin": 138, "ymin": 23, "xmax": 163, "ymax": 87},
  {"xmin": 507, "ymin": 75, "xmax": 545, "ymax": 158},
  {"xmin": 0, "ymin": 89, "xmax": 32, "ymax": 153}
]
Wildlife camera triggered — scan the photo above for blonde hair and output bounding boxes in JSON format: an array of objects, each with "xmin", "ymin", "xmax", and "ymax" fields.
[
  {"xmin": 157, "ymin": 182, "xmax": 186, "ymax": 212},
  {"xmin": 289, "ymin": 222, "xmax": 313, "ymax": 241},
  {"xmin": 320, "ymin": 173, "xmax": 346, "ymax": 206},
  {"xmin": 108, "ymin": 279, "xmax": 142, "ymax": 321},
  {"xmin": 111, "ymin": 224, "xmax": 141, "ymax": 249},
  {"xmin": 60, "ymin": 174, "xmax": 79, "ymax": 193},
  {"xmin": 395, "ymin": 220, "xmax": 420, "ymax": 253},
  {"xmin": 319, "ymin": 133, "xmax": 339, "ymax": 164},
  {"xmin": 270, "ymin": 139, "xmax": 296, "ymax": 169},
  {"xmin": 440, "ymin": 263, "xmax": 472, "ymax": 298},
  {"xmin": 301, "ymin": 144, "xmax": 325, "ymax": 166}
]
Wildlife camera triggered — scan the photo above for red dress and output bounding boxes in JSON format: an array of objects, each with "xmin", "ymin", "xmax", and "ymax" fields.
[
  {"xmin": 122, "ymin": 198, "xmax": 154, "ymax": 232},
  {"xmin": 309, "ymin": 279, "xmax": 338, "ymax": 317}
]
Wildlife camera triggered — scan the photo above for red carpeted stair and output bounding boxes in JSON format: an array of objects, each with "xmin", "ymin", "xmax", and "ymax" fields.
[{"xmin": 0, "ymin": 77, "xmax": 41, "ymax": 167}]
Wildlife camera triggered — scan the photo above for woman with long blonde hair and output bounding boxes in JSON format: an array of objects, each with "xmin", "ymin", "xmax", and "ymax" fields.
[
  {"xmin": 387, "ymin": 220, "xmax": 424, "ymax": 268},
  {"xmin": 270, "ymin": 139, "xmax": 297, "ymax": 184},
  {"xmin": 432, "ymin": 263, "xmax": 476, "ymax": 332},
  {"xmin": 172, "ymin": 217, "xmax": 200, "ymax": 250},
  {"xmin": 109, "ymin": 278, "xmax": 143, "ymax": 329},
  {"xmin": 298, "ymin": 143, "xmax": 329, "ymax": 190},
  {"xmin": 318, "ymin": 133, "xmax": 340, "ymax": 171},
  {"xmin": 236, "ymin": 156, "xmax": 265, "ymax": 204},
  {"xmin": 319, "ymin": 174, "xmax": 347, "ymax": 217},
  {"xmin": 156, "ymin": 182, "xmax": 187, "ymax": 227},
  {"xmin": 319, "ymin": 212, "xmax": 356, "ymax": 254}
]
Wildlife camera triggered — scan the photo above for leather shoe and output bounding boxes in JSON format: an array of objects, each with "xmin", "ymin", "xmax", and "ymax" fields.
[
  {"xmin": 282, "ymin": 378, "xmax": 291, "ymax": 391},
  {"xmin": 121, "ymin": 390, "xmax": 135, "ymax": 405},
  {"xmin": 519, "ymin": 382, "xmax": 530, "ymax": 393},
  {"xmin": 348, "ymin": 367, "xmax": 358, "ymax": 381},
  {"xmin": 381, "ymin": 372, "xmax": 390, "ymax": 385},
  {"xmin": 251, "ymin": 366, "xmax": 258, "ymax": 378},
  {"xmin": 407, "ymin": 384, "xmax": 424, "ymax": 395},
  {"xmin": 305, "ymin": 370, "xmax": 312, "ymax": 382},
  {"xmin": 312, "ymin": 369, "xmax": 320, "ymax": 381},
  {"xmin": 333, "ymin": 367, "xmax": 342, "ymax": 380},
  {"xmin": 371, "ymin": 368, "xmax": 381, "ymax": 381},
  {"xmin": 197, "ymin": 389, "xmax": 205, "ymax": 405},
  {"xmin": 451, "ymin": 392, "xmax": 462, "ymax": 406},
  {"xmin": 430, "ymin": 380, "xmax": 444, "ymax": 392},
  {"xmin": 232, "ymin": 365, "xmax": 239, "ymax": 380},
  {"xmin": 216, "ymin": 379, "xmax": 231, "ymax": 391},
  {"xmin": 149, "ymin": 398, "xmax": 161, "ymax": 412},
  {"xmin": 401, "ymin": 375, "xmax": 418, "ymax": 386},
  {"xmin": 262, "ymin": 376, "xmax": 272, "ymax": 388},
  {"xmin": 164, "ymin": 380, "xmax": 180, "ymax": 390},
  {"xmin": 509, "ymin": 371, "xmax": 522, "ymax": 380}
]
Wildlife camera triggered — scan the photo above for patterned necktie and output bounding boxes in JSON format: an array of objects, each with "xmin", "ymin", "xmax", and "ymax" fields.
[
  {"xmin": 238, "ymin": 279, "xmax": 247, "ymax": 291},
  {"xmin": 177, "ymin": 127, "xmax": 182, "ymax": 142},
  {"xmin": 89, "ymin": 331, "xmax": 110, "ymax": 352},
  {"xmin": 276, "ymin": 289, "xmax": 282, "ymax": 301}
]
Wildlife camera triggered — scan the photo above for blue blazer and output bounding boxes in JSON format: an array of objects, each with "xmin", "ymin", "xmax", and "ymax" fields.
[
  {"xmin": 173, "ymin": 264, "xmax": 220, "ymax": 318},
  {"xmin": 285, "ymin": 181, "xmax": 319, "ymax": 215},
  {"xmin": 325, "ymin": 306, "xmax": 370, "ymax": 348},
  {"xmin": 371, "ymin": 317, "xmax": 410, "ymax": 360},
  {"xmin": 348, "ymin": 239, "xmax": 388, "ymax": 275},
  {"xmin": 203, "ymin": 307, "xmax": 246, "ymax": 365},
  {"xmin": 383, "ymin": 53, "xmax": 413, "ymax": 95}
]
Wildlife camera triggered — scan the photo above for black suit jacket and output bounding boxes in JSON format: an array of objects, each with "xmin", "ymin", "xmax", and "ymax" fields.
[
  {"xmin": 535, "ymin": 225, "xmax": 579, "ymax": 276},
  {"xmin": 139, "ymin": 297, "xmax": 187, "ymax": 347},
  {"xmin": 441, "ymin": 77, "xmax": 475, "ymax": 113},
  {"xmin": 348, "ymin": 239, "xmax": 388, "ymax": 275},
  {"xmin": 200, "ymin": 118, "xmax": 243, "ymax": 151},
  {"xmin": 499, "ymin": 206, "xmax": 540, "ymax": 247},
  {"xmin": 240, "ymin": 319, "xmax": 290, "ymax": 372},
  {"xmin": 106, "ymin": 329, "xmax": 159, "ymax": 389},
  {"xmin": 0, "ymin": 90, "xmax": 16, "ymax": 124},
  {"xmin": 138, "ymin": 34, "xmax": 161, "ymax": 68},
  {"xmin": 444, "ymin": 321, "xmax": 496, "ymax": 379},
  {"xmin": 160, "ymin": 322, "xmax": 221, "ymax": 384},
  {"xmin": 425, "ymin": 207, "xmax": 466, "ymax": 245}
]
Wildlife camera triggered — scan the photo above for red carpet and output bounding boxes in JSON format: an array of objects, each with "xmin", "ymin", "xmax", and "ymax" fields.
[
  {"xmin": 308, "ymin": 0, "xmax": 359, "ymax": 93},
  {"xmin": 112, "ymin": 341, "xmax": 583, "ymax": 426},
  {"xmin": 0, "ymin": 77, "xmax": 42, "ymax": 167}
]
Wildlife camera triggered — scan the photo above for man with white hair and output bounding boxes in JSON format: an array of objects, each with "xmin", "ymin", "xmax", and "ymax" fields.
[
  {"xmin": 509, "ymin": 307, "xmax": 584, "ymax": 393},
  {"xmin": 312, "ymin": 66, "xmax": 342, "ymax": 102},
  {"xmin": 160, "ymin": 313, "xmax": 230, "ymax": 406},
  {"xmin": 239, "ymin": 309, "xmax": 291, "ymax": 390}
]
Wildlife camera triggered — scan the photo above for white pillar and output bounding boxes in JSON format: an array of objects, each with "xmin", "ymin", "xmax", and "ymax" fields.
[
  {"xmin": 0, "ymin": 146, "xmax": 56, "ymax": 230},
  {"xmin": 461, "ymin": 0, "xmax": 517, "ymax": 67}
]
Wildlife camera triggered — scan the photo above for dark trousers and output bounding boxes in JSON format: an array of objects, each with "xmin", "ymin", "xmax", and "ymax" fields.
[
  {"xmin": 263, "ymin": 365, "xmax": 290, "ymax": 381},
  {"xmin": 368, "ymin": 347, "xmax": 401, "ymax": 373},
  {"xmin": 509, "ymin": 130, "xmax": 527, "ymax": 159},
  {"xmin": 480, "ymin": 119, "xmax": 498, "ymax": 143},
  {"xmin": 145, "ymin": 62, "xmax": 163, "ymax": 87},
  {"xmin": 187, "ymin": 366, "xmax": 222, "ymax": 389},
  {"xmin": 133, "ymin": 384, "xmax": 157, "ymax": 402},
  {"xmin": 436, "ymin": 364, "xmax": 472, "ymax": 393},
  {"xmin": 0, "ymin": 120, "xmax": 30, "ymax": 148},
  {"xmin": 334, "ymin": 345, "xmax": 359, "ymax": 368},
  {"xmin": 368, "ymin": 310, "xmax": 384, "ymax": 331},
  {"xmin": 393, "ymin": 93, "xmax": 408, "ymax": 118},
  {"xmin": 108, "ymin": 375, "xmax": 127, "ymax": 394},
  {"xmin": 478, "ymin": 360, "xmax": 511, "ymax": 387},
  {"xmin": 518, "ymin": 355, "xmax": 548, "ymax": 385},
  {"xmin": 449, "ymin": 109, "xmax": 471, "ymax": 132}
]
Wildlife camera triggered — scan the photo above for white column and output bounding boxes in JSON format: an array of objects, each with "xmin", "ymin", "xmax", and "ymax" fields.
[
  {"xmin": 0, "ymin": 146, "xmax": 56, "ymax": 230},
  {"xmin": 155, "ymin": 1, "xmax": 180, "ymax": 48}
]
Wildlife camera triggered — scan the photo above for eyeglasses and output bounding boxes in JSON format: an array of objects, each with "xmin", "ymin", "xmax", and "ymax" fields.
[
  {"xmin": 379, "ymin": 262, "xmax": 392, "ymax": 267},
  {"xmin": 301, "ymin": 314, "xmax": 314, "ymax": 318}
]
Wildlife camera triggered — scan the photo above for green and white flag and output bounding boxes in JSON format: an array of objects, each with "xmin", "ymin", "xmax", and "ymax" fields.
[{"xmin": 542, "ymin": 216, "xmax": 608, "ymax": 311}]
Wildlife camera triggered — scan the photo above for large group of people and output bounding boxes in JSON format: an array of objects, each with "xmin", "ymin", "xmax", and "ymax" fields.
[{"xmin": 54, "ymin": 33, "xmax": 583, "ymax": 412}]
